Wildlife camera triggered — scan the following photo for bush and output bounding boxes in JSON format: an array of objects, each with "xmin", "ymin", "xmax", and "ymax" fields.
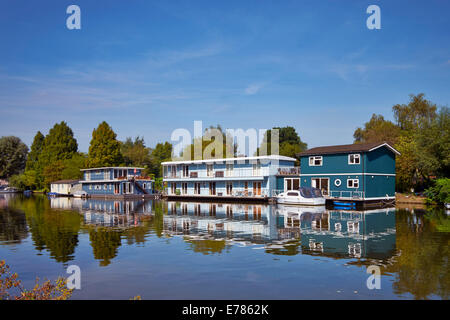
[{"xmin": 424, "ymin": 178, "xmax": 450, "ymax": 204}]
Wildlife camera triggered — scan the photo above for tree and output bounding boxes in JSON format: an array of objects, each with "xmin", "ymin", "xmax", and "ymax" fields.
[
  {"xmin": 121, "ymin": 136, "xmax": 151, "ymax": 167},
  {"xmin": 25, "ymin": 131, "xmax": 44, "ymax": 171},
  {"xmin": 39, "ymin": 122, "xmax": 78, "ymax": 166},
  {"xmin": 392, "ymin": 93, "xmax": 437, "ymax": 131},
  {"xmin": 256, "ymin": 126, "xmax": 307, "ymax": 160},
  {"xmin": 353, "ymin": 114, "xmax": 400, "ymax": 144},
  {"xmin": 179, "ymin": 125, "xmax": 237, "ymax": 161},
  {"xmin": 149, "ymin": 142, "xmax": 172, "ymax": 177},
  {"xmin": 0, "ymin": 136, "xmax": 28, "ymax": 179},
  {"xmin": 87, "ymin": 122, "xmax": 123, "ymax": 168}
]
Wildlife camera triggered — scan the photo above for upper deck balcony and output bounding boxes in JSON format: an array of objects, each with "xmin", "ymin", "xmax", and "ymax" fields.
[{"xmin": 163, "ymin": 167, "xmax": 270, "ymax": 180}]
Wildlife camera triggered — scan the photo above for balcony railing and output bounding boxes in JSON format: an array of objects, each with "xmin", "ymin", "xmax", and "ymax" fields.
[
  {"xmin": 276, "ymin": 167, "xmax": 300, "ymax": 176},
  {"xmin": 328, "ymin": 191, "xmax": 365, "ymax": 199},
  {"xmin": 164, "ymin": 167, "xmax": 269, "ymax": 179}
]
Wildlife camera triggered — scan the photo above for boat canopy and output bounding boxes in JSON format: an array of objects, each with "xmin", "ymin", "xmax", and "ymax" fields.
[{"xmin": 299, "ymin": 187, "xmax": 323, "ymax": 198}]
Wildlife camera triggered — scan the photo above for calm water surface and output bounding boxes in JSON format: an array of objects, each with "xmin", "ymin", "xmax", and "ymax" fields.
[{"xmin": 0, "ymin": 194, "xmax": 448, "ymax": 299}]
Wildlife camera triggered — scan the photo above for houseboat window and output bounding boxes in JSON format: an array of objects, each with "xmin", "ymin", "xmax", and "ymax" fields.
[
  {"xmin": 194, "ymin": 182, "xmax": 201, "ymax": 195},
  {"xmin": 226, "ymin": 182, "xmax": 233, "ymax": 195},
  {"xmin": 171, "ymin": 183, "xmax": 177, "ymax": 194},
  {"xmin": 143, "ymin": 183, "xmax": 146, "ymax": 189},
  {"xmin": 287, "ymin": 191, "xmax": 299, "ymax": 197},
  {"xmin": 348, "ymin": 154, "xmax": 360, "ymax": 164},
  {"xmin": 347, "ymin": 179, "xmax": 359, "ymax": 188},
  {"xmin": 103, "ymin": 184, "xmax": 107, "ymax": 190},
  {"xmin": 309, "ymin": 156, "xmax": 323, "ymax": 166},
  {"xmin": 89, "ymin": 185, "xmax": 92, "ymax": 190},
  {"xmin": 182, "ymin": 182, "xmax": 188, "ymax": 194},
  {"xmin": 252, "ymin": 162, "xmax": 261, "ymax": 176},
  {"xmin": 226, "ymin": 164, "xmax": 233, "ymax": 177},
  {"xmin": 182, "ymin": 165, "xmax": 189, "ymax": 178},
  {"xmin": 207, "ymin": 164, "xmax": 214, "ymax": 177}
]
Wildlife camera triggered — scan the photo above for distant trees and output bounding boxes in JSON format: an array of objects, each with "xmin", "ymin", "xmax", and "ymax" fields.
[
  {"xmin": 256, "ymin": 126, "xmax": 307, "ymax": 161},
  {"xmin": 0, "ymin": 136, "xmax": 28, "ymax": 179},
  {"xmin": 179, "ymin": 125, "xmax": 237, "ymax": 161},
  {"xmin": 9, "ymin": 122, "xmax": 85, "ymax": 191},
  {"xmin": 354, "ymin": 93, "xmax": 449, "ymax": 192},
  {"xmin": 353, "ymin": 114, "xmax": 400, "ymax": 144},
  {"xmin": 87, "ymin": 122, "xmax": 123, "ymax": 168},
  {"xmin": 121, "ymin": 136, "xmax": 150, "ymax": 167}
]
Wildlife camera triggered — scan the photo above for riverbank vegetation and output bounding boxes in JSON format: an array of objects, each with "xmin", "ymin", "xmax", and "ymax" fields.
[
  {"xmin": 354, "ymin": 93, "xmax": 449, "ymax": 193},
  {"xmin": 0, "ymin": 260, "xmax": 73, "ymax": 300}
]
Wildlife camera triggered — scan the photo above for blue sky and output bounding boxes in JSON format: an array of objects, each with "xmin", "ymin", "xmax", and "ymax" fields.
[{"xmin": 0, "ymin": 0, "xmax": 449, "ymax": 153}]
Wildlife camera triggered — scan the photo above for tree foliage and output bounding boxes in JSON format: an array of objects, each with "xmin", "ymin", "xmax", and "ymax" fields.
[
  {"xmin": 256, "ymin": 126, "xmax": 307, "ymax": 160},
  {"xmin": 88, "ymin": 121, "xmax": 123, "ymax": 168},
  {"xmin": 121, "ymin": 136, "xmax": 151, "ymax": 167},
  {"xmin": 179, "ymin": 125, "xmax": 237, "ymax": 161},
  {"xmin": 39, "ymin": 122, "xmax": 78, "ymax": 166},
  {"xmin": 0, "ymin": 136, "xmax": 28, "ymax": 179},
  {"xmin": 353, "ymin": 114, "xmax": 400, "ymax": 144},
  {"xmin": 148, "ymin": 142, "xmax": 172, "ymax": 178},
  {"xmin": 354, "ymin": 94, "xmax": 448, "ymax": 192}
]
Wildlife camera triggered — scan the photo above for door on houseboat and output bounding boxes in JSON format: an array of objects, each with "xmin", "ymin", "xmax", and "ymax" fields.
[
  {"xmin": 209, "ymin": 182, "xmax": 216, "ymax": 195},
  {"xmin": 311, "ymin": 178, "xmax": 329, "ymax": 195},
  {"xmin": 253, "ymin": 182, "xmax": 262, "ymax": 196},
  {"xmin": 244, "ymin": 182, "xmax": 248, "ymax": 196}
]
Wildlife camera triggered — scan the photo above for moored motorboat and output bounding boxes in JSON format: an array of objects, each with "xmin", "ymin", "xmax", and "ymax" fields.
[{"xmin": 276, "ymin": 187, "xmax": 326, "ymax": 206}]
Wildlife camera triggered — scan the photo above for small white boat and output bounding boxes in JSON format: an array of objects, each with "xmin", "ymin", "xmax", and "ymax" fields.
[
  {"xmin": 73, "ymin": 190, "xmax": 88, "ymax": 198},
  {"xmin": 276, "ymin": 187, "xmax": 326, "ymax": 206}
]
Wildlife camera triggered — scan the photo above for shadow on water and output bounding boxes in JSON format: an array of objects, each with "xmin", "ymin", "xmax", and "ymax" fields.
[{"xmin": 0, "ymin": 193, "xmax": 448, "ymax": 299}]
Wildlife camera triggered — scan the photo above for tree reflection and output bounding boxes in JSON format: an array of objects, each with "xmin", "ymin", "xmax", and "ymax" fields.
[
  {"xmin": 87, "ymin": 227, "xmax": 122, "ymax": 267},
  {"xmin": 9, "ymin": 195, "xmax": 81, "ymax": 263}
]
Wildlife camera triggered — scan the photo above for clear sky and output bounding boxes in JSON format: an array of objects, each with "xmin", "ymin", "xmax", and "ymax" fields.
[{"xmin": 0, "ymin": 0, "xmax": 449, "ymax": 152}]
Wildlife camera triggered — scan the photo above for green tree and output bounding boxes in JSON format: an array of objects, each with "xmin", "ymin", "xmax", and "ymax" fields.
[
  {"xmin": 392, "ymin": 93, "xmax": 437, "ymax": 131},
  {"xmin": 353, "ymin": 114, "xmax": 400, "ymax": 144},
  {"xmin": 179, "ymin": 125, "xmax": 237, "ymax": 161},
  {"xmin": 149, "ymin": 142, "xmax": 172, "ymax": 177},
  {"xmin": 25, "ymin": 131, "xmax": 45, "ymax": 171},
  {"xmin": 39, "ymin": 122, "xmax": 78, "ymax": 166},
  {"xmin": 256, "ymin": 126, "xmax": 307, "ymax": 160},
  {"xmin": 121, "ymin": 136, "xmax": 151, "ymax": 167},
  {"xmin": 0, "ymin": 136, "xmax": 28, "ymax": 179},
  {"xmin": 87, "ymin": 121, "xmax": 123, "ymax": 168}
]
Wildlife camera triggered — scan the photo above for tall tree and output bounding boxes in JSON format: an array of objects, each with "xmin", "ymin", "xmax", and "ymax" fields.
[
  {"xmin": 180, "ymin": 125, "xmax": 237, "ymax": 161},
  {"xmin": 256, "ymin": 126, "xmax": 307, "ymax": 159},
  {"xmin": 87, "ymin": 122, "xmax": 123, "ymax": 168},
  {"xmin": 392, "ymin": 93, "xmax": 437, "ymax": 131},
  {"xmin": 25, "ymin": 131, "xmax": 45, "ymax": 171},
  {"xmin": 0, "ymin": 136, "xmax": 28, "ymax": 179},
  {"xmin": 120, "ymin": 136, "xmax": 151, "ymax": 167},
  {"xmin": 353, "ymin": 114, "xmax": 400, "ymax": 144},
  {"xmin": 149, "ymin": 142, "xmax": 172, "ymax": 177},
  {"xmin": 39, "ymin": 122, "xmax": 78, "ymax": 165}
]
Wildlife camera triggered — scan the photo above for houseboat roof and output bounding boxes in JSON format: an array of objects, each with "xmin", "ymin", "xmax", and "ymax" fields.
[
  {"xmin": 162, "ymin": 155, "xmax": 297, "ymax": 165},
  {"xmin": 50, "ymin": 179, "xmax": 79, "ymax": 185},
  {"xmin": 298, "ymin": 141, "xmax": 400, "ymax": 156},
  {"xmin": 80, "ymin": 167, "xmax": 145, "ymax": 171}
]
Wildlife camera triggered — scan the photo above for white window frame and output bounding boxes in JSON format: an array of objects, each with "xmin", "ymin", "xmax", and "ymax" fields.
[
  {"xmin": 348, "ymin": 154, "xmax": 361, "ymax": 165},
  {"xmin": 347, "ymin": 179, "xmax": 359, "ymax": 188},
  {"xmin": 309, "ymin": 156, "xmax": 323, "ymax": 166}
]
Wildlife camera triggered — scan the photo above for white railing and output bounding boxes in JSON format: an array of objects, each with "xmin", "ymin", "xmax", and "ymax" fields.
[
  {"xmin": 328, "ymin": 191, "xmax": 365, "ymax": 199},
  {"xmin": 164, "ymin": 167, "xmax": 269, "ymax": 179}
]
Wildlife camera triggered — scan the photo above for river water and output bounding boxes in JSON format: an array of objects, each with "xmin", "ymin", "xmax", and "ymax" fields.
[{"xmin": 0, "ymin": 194, "xmax": 448, "ymax": 299}]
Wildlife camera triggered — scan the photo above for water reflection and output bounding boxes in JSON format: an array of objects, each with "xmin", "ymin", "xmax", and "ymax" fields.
[{"xmin": 0, "ymin": 194, "xmax": 448, "ymax": 299}]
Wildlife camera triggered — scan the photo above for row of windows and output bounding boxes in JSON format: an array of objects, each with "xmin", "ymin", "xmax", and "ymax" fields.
[
  {"xmin": 309, "ymin": 154, "xmax": 360, "ymax": 166},
  {"xmin": 88, "ymin": 183, "xmax": 151, "ymax": 190}
]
